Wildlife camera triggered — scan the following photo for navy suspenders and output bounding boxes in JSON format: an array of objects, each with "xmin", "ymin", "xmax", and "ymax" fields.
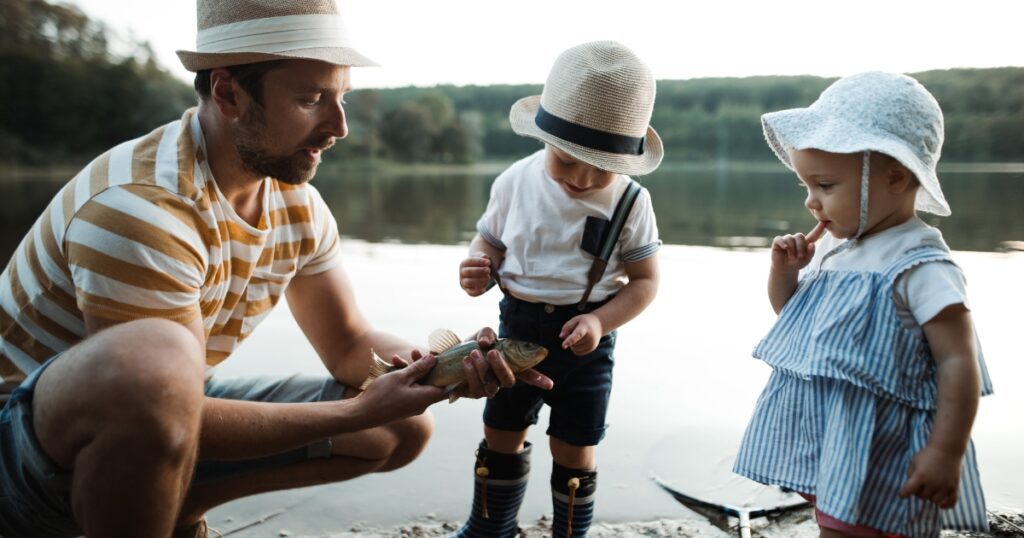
[{"xmin": 577, "ymin": 179, "xmax": 642, "ymax": 310}]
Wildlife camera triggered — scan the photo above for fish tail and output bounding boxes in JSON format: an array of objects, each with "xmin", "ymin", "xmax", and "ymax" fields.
[{"xmin": 359, "ymin": 350, "xmax": 396, "ymax": 390}]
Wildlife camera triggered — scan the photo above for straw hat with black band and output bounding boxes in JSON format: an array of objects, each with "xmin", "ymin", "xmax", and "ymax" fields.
[
  {"xmin": 509, "ymin": 40, "xmax": 663, "ymax": 177},
  {"xmin": 176, "ymin": 0, "xmax": 376, "ymax": 72}
]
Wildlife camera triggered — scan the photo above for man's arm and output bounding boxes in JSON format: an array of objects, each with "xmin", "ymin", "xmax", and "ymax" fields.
[
  {"xmin": 285, "ymin": 261, "xmax": 422, "ymax": 387},
  {"xmin": 85, "ymin": 309, "xmax": 442, "ymax": 460}
]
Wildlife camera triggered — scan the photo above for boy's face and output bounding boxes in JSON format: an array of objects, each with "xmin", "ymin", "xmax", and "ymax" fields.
[
  {"xmin": 790, "ymin": 148, "xmax": 911, "ymax": 239},
  {"xmin": 232, "ymin": 60, "xmax": 351, "ymax": 185},
  {"xmin": 544, "ymin": 146, "xmax": 617, "ymax": 197}
]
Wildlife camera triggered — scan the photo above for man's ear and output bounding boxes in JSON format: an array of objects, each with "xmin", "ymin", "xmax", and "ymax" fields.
[
  {"xmin": 209, "ymin": 68, "xmax": 243, "ymax": 119},
  {"xmin": 887, "ymin": 161, "xmax": 918, "ymax": 193}
]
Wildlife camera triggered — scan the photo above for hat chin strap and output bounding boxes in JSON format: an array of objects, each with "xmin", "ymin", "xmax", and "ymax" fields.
[{"xmin": 819, "ymin": 151, "xmax": 871, "ymax": 269}]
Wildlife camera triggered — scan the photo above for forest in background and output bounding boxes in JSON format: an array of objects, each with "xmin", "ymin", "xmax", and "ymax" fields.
[{"xmin": 3, "ymin": 0, "xmax": 1023, "ymax": 167}]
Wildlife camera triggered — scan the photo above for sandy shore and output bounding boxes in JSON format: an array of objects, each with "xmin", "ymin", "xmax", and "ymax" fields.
[{"xmin": 273, "ymin": 510, "xmax": 1024, "ymax": 538}]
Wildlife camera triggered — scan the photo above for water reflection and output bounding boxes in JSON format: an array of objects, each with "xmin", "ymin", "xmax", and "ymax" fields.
[
  {"xmin": 313, "ymin": 165, "xmax": 1024, "ymax": 252},
  {"xmin": 1, "ymin": 164, "xmax": 1021, "ymax": 261}
]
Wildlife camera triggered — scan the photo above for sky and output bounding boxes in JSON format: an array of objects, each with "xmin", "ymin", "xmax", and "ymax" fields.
[{"xmin": 68, "ymin": 0, "xmax": 1024, "ymax": 89}]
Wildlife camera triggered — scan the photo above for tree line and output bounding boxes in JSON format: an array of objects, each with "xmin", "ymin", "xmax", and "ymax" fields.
[{"xmin": 3, "ymin": 0, "xmax": 1022, "ymax": 167}]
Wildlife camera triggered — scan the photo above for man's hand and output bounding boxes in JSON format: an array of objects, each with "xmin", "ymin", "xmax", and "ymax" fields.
[
  {"xmin": 770, "ymin": 221, "xmax": 826, "ymax": 274},
  {"xmin": 460, "ymin": 327, "xmax": 554, "ymax": 398},
  {"xmin": 898, "ymin": 444, "xmax": 963, "ymax": 509},
  {"xmin": 356, "ymin": 354, "xmax": 445, "ymax": 427},
  {"xmin": 459, "ymin": 253, "xmax": 493, "ymax": 297},
  {"xmin": 559, "ymin": 313, "xmax": 602, "ymax": 355}
]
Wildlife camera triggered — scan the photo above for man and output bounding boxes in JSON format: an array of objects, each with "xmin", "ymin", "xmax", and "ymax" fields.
[{"xmin": 0, "ymin": 1, "xmax": 551, "ymax": 536}]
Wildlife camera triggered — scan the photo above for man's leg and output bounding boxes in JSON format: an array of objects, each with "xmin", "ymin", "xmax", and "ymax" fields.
[
  {"xmin": 32, "ymin": 319, "xmax": 206, "ymax": 537},
  {"xmin": 176, "ymin": 407, "xmax": 433, "ymax": 524}
]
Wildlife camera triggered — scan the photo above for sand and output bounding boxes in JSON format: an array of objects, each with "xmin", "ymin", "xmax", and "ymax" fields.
[{"xmin": 267, "ymin": 509, "xmax": 1024, "ymax": 538}]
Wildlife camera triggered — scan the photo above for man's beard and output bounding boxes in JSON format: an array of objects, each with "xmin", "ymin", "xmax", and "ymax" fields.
[{"xmin": 232, "ymin": 104, "xmax": 329, "ymax": 186}]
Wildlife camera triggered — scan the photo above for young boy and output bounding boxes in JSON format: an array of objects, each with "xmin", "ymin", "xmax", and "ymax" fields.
[{"xmin": 453, "ymin": 41, "xmax": 663, "ymax": 538}]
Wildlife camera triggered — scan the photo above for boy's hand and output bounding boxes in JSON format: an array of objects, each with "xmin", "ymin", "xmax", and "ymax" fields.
[
  {"xmin": 459, "ymin": 253, "xmax": 493, "ymax": 296},
  {"xmin": 771, "ymin": 221, "xmax": 826, "ymax": 273},
  {"xmin": 560, "ymin": 313, "xmax": 602, "ymax": 356},
  {"xmin": 898, "ymin": 444, "xmax": 963, "ymax": 509}
]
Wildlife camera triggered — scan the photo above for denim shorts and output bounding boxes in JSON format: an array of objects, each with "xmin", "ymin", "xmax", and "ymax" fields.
[
  {"xmin": 483, "ymin": 295, "xmax": 616, "ymax": 447},
  {"xmin": 0, "ymin": 354, "xmax": 347, "ymax": 538}
]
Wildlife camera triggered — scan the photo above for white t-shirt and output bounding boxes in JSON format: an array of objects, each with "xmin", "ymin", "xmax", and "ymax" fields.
[
  {"xmin": 476, "ymin": 150, "xmax": 660, "ymax": 305},
  {"xmin": 803, "ymin": 216, "xmax": 969, "ymax": 335}
]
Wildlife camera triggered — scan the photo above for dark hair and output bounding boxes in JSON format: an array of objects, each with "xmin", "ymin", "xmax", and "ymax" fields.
[{"xmin": 193, "ymin": 60, "xmax": 289, "ymax": 105}]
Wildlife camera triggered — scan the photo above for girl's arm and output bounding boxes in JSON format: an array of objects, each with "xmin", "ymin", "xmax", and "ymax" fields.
[
  {"xmin": 898, "ymin": 304, "xmax": 981, "ymax": 508},
  {"xmin": 560, "ymin": 255, "xmax": 659, "ymax": 355},
  {"xmin": 767, "ymin": 221, "xmax": 826, "ymax": 314}
]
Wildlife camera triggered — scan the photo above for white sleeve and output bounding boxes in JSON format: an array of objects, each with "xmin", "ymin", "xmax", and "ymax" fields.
[
  {"xmin": 894, "ymin": 260, "xmax": 969, "ymax": 326},
  {"xmin": 475, "ymin": 169, "xmax": 513, "ymax": 250},
  {"xmin": 619, "ymin": 186, "xmax": 660, "ymax": 262}
]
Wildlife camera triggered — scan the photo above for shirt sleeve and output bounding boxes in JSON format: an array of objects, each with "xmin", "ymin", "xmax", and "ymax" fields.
[
  {"xmin": 619, "ymin": 186, "xmax": 661, "ymax": 262},
  {"xmin": 475, "ymin": 168, "xmax": 513, "ymax": 250},
  {"xmin": 894, "ymin": 260, "xmax": 970, "ymax": 326},
  {"xmin": 64, "ymin": 185, "xmax": 206, "ymax": 323},
  {"xmin": 295, "ymin": 185, "xmax": 341, "ymax": 277}
]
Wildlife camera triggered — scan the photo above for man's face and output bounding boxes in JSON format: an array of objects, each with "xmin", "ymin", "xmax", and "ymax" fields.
[{"xmin": 232, "ymin": 60, "xmax": 351, "ymax": 185}]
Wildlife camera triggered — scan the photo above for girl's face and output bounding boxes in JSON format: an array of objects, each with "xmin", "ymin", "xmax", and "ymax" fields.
[
  {"xmin": 790, "ymin": 149, "xmax": 910, "ymax": 239},
  {"xmin": 544, "ymin": 145, "xmax": 617, "ymax": 197}
]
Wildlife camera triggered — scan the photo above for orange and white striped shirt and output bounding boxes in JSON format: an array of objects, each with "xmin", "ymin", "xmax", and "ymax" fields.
[{"xmin": 0, "ymin": 109, "xmax": 340, "ymax": 384}]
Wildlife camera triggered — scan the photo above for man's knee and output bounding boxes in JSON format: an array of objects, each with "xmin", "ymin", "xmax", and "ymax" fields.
[
  {"xmin": 34, "ymin": 318, "xmax": 206, "ymax": 466},
  {"xmin": 379, "ymin": 410, "xmax": 434, "ymax": 471}
]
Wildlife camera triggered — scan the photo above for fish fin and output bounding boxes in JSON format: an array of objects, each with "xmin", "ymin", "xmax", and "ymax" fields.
[
  {"xmin": 428, "ymin": 329, "xmax": 462, "ymax": 355},
  {"xmin": 359, "ymin": 349, "xmax": 395, "ymax": 390},
  {"xmin": 444, "ymin": 382, "xmax": 462, "ymax": 404}
]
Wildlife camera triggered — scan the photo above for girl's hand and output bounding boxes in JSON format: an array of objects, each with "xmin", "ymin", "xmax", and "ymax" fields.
[
  {"xmin": 771, "ymin": 221, "xmax": 826, "ymax": 273},
  {"xmin": 898, "ymin": 444, "xmax": 963, "ymax": 509},
  {"xmin": 560, "ymin": 314, "xmax": 602, "ymax": 356},
  {"xmin": 459, "ymin": 253, "xmax": 492, "ymax": 296}
]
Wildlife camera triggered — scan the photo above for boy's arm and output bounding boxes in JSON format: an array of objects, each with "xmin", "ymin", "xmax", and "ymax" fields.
[
  {"xmin": 460, "ymin": 233, "xmax": 506, "ymax": 296},
  {"xmin": 593, "ymin": 255, "xmax": 659, "ymax": 333},
  {"xmin": 899, "ymin": 304, "xmax": 981, "ymax": 508},
  {"xmin": 469, "ymin": 233, "xmax": 505, "ymax": 268},
  {"xmin": 560, "ymin": 255, "xmax": 659, "ymax": 355}
]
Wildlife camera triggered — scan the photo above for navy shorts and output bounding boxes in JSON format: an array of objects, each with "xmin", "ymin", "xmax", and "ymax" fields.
[
  {"xmin": 0, "ymin": 355, "xmax": 347, "ymax": 538},
  {"xmin": 483, "ymin": 295, "xmax": 616, "ymax": 447}
]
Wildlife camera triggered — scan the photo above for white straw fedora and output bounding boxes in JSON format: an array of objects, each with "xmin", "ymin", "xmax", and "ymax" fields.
[
  {"xmin": 176, "ymin": 0, "xmax": 377, "ymax": 72},
  {"xmin": 762, "ymin": 71, "xmax": 950, "ymax": 216},
  {"xmin": 509, "ymin": 41, "xmax": 663, "ymax": 176}
]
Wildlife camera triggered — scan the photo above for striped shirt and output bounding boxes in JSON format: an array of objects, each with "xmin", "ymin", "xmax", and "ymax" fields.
[{"xmin": 0, "ymin": 109, "xmax": 340, "ymax": 384}]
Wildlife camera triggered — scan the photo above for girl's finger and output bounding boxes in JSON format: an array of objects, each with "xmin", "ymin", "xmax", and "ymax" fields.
[{"xmin": 805, "ymin": 220, "xmax": 828, "ymax": 243}]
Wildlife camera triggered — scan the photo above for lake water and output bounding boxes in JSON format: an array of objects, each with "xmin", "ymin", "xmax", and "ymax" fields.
[
  {"xmin": 1, "ymin": 165, "xmax": 1021, "ymax": 533},
  {"xmin": 207, "ymin": 242, "xmax": 1022, "ymax": 534}
]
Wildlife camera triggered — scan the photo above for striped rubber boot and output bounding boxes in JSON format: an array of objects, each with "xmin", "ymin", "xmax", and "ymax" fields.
[
  {"xmin": 551, "ymin": 462, "xmax": 597, "ymax": 538},
  {"xmin": 451, "ymin": 440, "xmax": 532, "ymax": 538}
]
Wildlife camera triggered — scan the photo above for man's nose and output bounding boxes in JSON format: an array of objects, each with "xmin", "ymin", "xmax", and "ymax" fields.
[{"xmin": 323, "ymin": 101, "xmax": 348, "ymax": 139}]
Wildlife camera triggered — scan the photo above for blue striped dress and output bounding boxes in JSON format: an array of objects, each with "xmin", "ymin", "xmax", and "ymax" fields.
[{"xmin": 733, "ymin": 244, "xmax": 994, "ymax": 538}]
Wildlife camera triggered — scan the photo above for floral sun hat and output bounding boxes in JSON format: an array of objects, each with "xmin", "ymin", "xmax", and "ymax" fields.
[{"xmin": 762, "ymin": 71, "xmax": 950, "ymax": 217}]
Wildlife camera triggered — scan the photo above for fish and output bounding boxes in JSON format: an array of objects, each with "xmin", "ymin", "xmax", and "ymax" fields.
[{"xmin": 361, "ymin": 328, "xmax": 549, "ymax": 403}]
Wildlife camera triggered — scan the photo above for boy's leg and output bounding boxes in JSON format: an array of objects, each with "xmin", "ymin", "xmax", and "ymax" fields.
[
  {"xmin": 30, "ymin": 319, "xmax": 206, "ymax": 537},
  {"xmin": 452, "ymin": 427, "xmax": 532, "ymax": 538},
  {"xmin": 550, "ymin": 438, "xmax": 597, "ymax": 538}
]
